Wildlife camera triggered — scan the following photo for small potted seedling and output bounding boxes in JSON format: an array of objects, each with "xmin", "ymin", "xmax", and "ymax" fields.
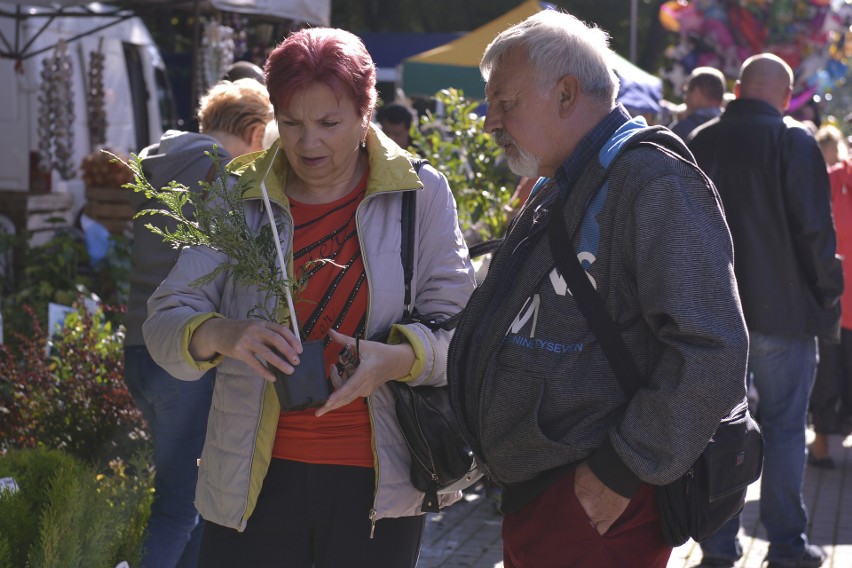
[{"xmin": 117, "ymin": 149, "xmax": 329, "ymax": 411}]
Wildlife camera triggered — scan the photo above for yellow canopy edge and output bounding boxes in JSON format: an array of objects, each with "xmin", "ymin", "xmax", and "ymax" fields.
[{"xmin": 405, "ymin": 0, "xmax": 544, "ymax": 67}]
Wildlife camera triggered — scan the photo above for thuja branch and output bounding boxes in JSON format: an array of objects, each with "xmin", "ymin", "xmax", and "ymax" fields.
[{"xmin": 113, "ymin": 149, "xmax": 296, "ymax": 324}]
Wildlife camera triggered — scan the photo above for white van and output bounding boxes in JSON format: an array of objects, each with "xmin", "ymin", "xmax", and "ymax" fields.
[{"xmin": 0, "ymin": 2, "xmax": 178, "ymax": 222}]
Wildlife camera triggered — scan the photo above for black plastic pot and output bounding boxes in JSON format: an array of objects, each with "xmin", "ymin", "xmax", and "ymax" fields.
[{"xmin": 272, "ymin": 339, "xmax": 329, "ymax": 411}]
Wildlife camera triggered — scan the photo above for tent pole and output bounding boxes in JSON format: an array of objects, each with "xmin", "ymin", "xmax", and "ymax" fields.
[
  {"xmin": 190, "ymin": 0, "xmax": 202, "ymax": 129},
  {"xmin": 629, "ymin": 0, "xmax": 637, "ymax": 63}
]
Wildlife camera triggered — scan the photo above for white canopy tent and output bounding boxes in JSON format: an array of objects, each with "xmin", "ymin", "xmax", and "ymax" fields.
[
  {"xmin": 0, "ymin": 0, "xmax": 330, "ymax": 210},
  {"xmin": 208, "ymin": 0, "xmax": 327, "ymax": 25},
  {"xmin": 4, "ymin": 0, "xmax": 329, "ymax": 21},
  {"xmin": 0, "ymin": 0, "xmax": 330, "ymax": 60}
]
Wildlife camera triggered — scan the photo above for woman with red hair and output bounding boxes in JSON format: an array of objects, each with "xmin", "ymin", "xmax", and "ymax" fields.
[{"xmin": 143, "ymin": 27, "xmax": 475, "ymax": 567}]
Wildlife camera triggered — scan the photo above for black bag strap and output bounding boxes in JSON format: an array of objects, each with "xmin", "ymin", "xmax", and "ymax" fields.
[
  {"xmin": 468, "ymin": 238, "xmax": 504, "ymax": 259},
  {"xmin": 547, "ymin": 190, "xmax": 644, "ymax": 399},
  {"xmin": 543, "ymin": 131, "xmax": 697, "ymax": 398},
  {"xmin": 401, "ymin": 158, "xmax": 506, "ymax": 314},
  {"xmin": 401, "ymin": 159, "xmax": 427, "ymax": 318},
  {"xmin": 400, "ymin": 158, "xmax": 459, "ymax": 331},
  {"xmin": 400, "ymin": 158, "xmax": 506, "ymax": 331}
]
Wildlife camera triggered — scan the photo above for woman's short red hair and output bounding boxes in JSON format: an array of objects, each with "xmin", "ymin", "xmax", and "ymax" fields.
[{"xmin": 265, "ymin": 28, "xmax": 377, "ymax": 119}]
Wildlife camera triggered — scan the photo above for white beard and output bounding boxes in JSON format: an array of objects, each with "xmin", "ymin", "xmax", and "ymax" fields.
[
  {"xmin": 506, "ymin": 147, "xmax": 541, "ymax": 179},
  {"xmin": 496, "ymin": 130, "xmax": 540, "ymax": 178}
]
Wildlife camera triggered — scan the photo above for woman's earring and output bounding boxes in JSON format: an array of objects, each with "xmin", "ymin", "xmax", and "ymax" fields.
[{"xmin": 360, "ymin": 139, "xmax": 366, "ymax": 149}]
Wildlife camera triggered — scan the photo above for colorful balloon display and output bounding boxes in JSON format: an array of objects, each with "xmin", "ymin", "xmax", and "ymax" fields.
[{"xmin": 659, "ymin": 0, "xmax": 852, "ymax": 110}]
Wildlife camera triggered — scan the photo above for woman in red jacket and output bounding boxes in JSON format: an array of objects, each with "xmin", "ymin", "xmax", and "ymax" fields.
[{"xmin": 810, "ymin": 128, "xmax": 852, "ymax": 468}]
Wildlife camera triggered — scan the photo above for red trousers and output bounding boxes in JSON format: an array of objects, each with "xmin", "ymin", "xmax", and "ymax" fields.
[{"xmin": 502, "ymin": 469, "xmax": 671, "ymax": 568}]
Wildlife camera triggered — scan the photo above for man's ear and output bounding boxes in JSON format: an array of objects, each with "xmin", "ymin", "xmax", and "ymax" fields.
[
  {"xmin": 781, "ymin": 86, "xmax": 792, "ymax": 112},
  {"xmin": 247, "ymin": 123, "xmax": 267, "ymax": 151},
  {"xmin": 557, "ymin": 74, "xmax": 580, "ymax": 117}
]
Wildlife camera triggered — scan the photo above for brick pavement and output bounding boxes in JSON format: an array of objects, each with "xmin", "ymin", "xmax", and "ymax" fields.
[{"xmin": 418, "ymin": 432, "xmax": 852, "ymax": 568}]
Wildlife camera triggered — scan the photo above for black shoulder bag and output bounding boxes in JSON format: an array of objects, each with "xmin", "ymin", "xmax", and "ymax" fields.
[
  {"xmin": 547, "ymin": 190, "xmax": 763, "ymax": 547},
  {"xmin": 374, "ymin": 160, "xmax": 483, "ymax": 513}
]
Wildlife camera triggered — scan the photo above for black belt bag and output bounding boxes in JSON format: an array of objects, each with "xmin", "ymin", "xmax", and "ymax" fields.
[{"xmin": 654, "ymin": 399, "xmax": 762, "ymax": 545}]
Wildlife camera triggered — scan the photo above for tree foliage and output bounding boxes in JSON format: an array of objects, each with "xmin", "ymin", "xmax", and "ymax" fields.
[{"xmin": 411, "ymin": 89, "xmax": 518, "ymax": 242}]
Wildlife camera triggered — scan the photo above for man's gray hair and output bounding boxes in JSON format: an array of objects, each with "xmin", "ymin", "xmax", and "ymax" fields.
[{"xmin": 480, "ymin": 10, "xmax": 618, "ymax": 105}]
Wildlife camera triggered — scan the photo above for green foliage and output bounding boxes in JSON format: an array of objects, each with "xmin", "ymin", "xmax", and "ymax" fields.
[
  {"xmin": 93, "ymin": 234, "xmax": 132, "ymax": 309},
  {"xmin": 0, "ymin": 448, "xmax": 154, "ymax": 568},
  {"xmin": 118, "ymin": 150, "xmax": 310, "ymax": 324},
  {"xmin": 0, "ymin": 303, "xmax": 148, "ymax": 465},
  {"xmin": 1, "ymin": 228, "xmax": 128, "ymax": 343},
  {"xmin": 100, "ymin": 455, "xmax": 154, "ymax": 568},
  {"xmin": 412, "ymin": 89, "xmax": 518, "ymax": 242},
  {"xmin": 3, "ymin": 229, "xmax": 92, "ymax": 335}
]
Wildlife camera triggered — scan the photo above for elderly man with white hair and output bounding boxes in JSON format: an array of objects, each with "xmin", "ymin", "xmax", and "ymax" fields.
[{"xmin": 446, "ymin": 9, "xmax": 749, "ymax": 568}]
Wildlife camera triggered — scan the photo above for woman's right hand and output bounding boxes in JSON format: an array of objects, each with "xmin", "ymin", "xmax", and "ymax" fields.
[{"xmin": 189, "ymin": 318, "xmax": 304, "ymax": 382}]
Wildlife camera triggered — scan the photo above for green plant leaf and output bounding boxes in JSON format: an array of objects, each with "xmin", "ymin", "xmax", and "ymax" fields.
[{"xmin": 411, "ymin": 88, "xmax": 517, "ymax": 243}]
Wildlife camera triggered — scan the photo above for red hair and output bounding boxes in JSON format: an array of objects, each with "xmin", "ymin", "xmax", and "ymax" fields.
[{"xmin": 264, "ymin": 28, "xmax": 377, "ymax": 119}]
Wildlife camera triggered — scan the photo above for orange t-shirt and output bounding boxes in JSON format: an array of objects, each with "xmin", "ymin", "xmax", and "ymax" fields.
[{"xmin": 272, "ymin": 172, "xmax": 373, "ymax": 467}]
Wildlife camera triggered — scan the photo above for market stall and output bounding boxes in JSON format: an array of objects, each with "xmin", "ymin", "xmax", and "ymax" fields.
[
  {"xmin": 0, "ymin": 0, "xmax": 329, "ymax": 61},
  {"xmin": 0, "ymin": 0, "xmax": 330, "ymax": 249},
  {"xmin": 400, "ymin": 0, "xmax": 663, "ymax": 115}
]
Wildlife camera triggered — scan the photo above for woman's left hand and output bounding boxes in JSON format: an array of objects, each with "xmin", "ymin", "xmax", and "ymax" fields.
[{"xmin": 315, "ymin": 329, "xmax": 415, "ymax": 417}]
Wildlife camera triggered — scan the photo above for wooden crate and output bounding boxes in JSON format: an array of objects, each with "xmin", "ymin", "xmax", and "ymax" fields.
[
  {"xmin": 85, "ymin": 186, "xmax": 134, "ymax": 235},
  {"xmin": 0, "ymin": 191, "xmax": 74, "ymax": 247},
  {"xmin": 0, "ymin": 191, "xmax": 75, "ymax": 288}
]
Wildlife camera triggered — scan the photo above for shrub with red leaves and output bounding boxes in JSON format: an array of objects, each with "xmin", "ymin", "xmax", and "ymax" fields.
[{"xmin": 0, "ymin": 303, "xmax": 149, "ymax": 465}]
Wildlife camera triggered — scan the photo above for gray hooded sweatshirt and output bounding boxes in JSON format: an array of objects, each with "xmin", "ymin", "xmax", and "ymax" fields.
[{"xmin": 124, "ymin": 130, "xmax": 233, "ymax": 346}]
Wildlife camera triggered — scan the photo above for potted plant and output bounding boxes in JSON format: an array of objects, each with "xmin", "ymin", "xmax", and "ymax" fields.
[{"xmin": 117, "ymin": 150, "xmax": 329, "ymax": 411}]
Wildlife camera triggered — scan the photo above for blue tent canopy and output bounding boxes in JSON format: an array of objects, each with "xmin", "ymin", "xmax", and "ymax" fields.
[
  {"xmin": 359, "ymin": 32, "xmax": 464, "ymax": 70},
  {"xmin": 612, "ymin": 51, "xmax": 663, "ymax": 116}
]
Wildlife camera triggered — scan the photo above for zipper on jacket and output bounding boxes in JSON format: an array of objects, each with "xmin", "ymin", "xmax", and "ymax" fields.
[
  {"xmin": 235, "ymin": 191, "xmax": 295, "ymax": 529},
  {"xmin": 472, "ymin": 191, "xmax": 553, "ymax": 484},
  {"xmin": 353, "ymin": 185, "xmax": 421, "ymax": 531},
  {"xmin": 366, "ymin": 392, "xmax": 380, "ymax": 539},
  {"xmin": 369, "ymin": 508, "xmax": 377, "ymax": 539}
]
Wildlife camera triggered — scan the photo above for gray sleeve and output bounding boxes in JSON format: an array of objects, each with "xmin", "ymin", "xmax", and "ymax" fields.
[{"xmin": 603, "ymin": 168, "xmax": 749, "ymax": 487}]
